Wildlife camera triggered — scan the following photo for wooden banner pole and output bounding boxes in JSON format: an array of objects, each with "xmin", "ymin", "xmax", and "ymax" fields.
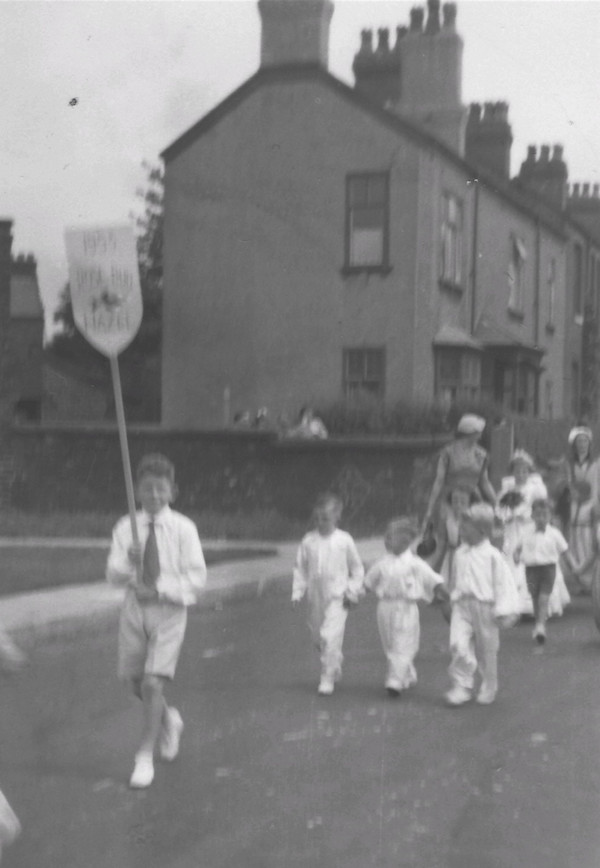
[{"xmin": 109, "ymin": 354, "xmax": 139, "ymax": 549}]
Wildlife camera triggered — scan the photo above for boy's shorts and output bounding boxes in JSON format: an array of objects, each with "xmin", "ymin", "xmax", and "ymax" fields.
[
  {"xmin": 525, "ymin": 563, "xmax": 556, "ymax": 599},
  {"xmin": 118, "ymin": 591, "xmax": 187, "ymax": 681}
]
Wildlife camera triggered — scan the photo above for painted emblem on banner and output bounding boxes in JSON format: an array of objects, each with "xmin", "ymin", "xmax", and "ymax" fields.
[{"xmin": 64, "ymin": 225, "xmax": 143, "ymax": 357}]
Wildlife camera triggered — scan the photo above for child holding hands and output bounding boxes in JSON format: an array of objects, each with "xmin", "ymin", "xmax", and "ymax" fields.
[
  {"xmin": 365, "ymin": 517, "xmax": 448, "ymax": 697},
  {"xmin": 446, "ymin": 503, "xmax": 520, "ymax": 707},
  {"xmin": 106, "ymin": 454, "xmax": 206, "ymax": 788},
  {"xmin": 292, "ymin": 493, "xmax": 364, "ymax": 695}
]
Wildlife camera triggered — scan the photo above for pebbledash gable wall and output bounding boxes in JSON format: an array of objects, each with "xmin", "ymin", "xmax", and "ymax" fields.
[{"xmin": 7, "ymin": 426, "xmax": 451, "ymax": 529}]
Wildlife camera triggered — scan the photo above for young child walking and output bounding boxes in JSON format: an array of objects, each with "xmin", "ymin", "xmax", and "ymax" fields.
[
  {"xmin": 446, "ymin": 503, "xmax": 520, "ymax": 707},
  {"xmin": 292, "ymin": 493, "xmax": 364, "ymax": 695},
  {"xmin": 106, "ymin": 453, "xmax": 207, "ymax": 788},
  {"xmin": 514, "ymin": 498, "xmax": 575, "ymax": 646},
  {"xmin": 364, "ymin": 517, "xmax": 447, "ymax": 697}
]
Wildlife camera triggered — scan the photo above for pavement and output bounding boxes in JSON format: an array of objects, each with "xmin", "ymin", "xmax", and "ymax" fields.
[{"xmin": 0, "ymin": 536, "xmax": 384, "ymax": 641}]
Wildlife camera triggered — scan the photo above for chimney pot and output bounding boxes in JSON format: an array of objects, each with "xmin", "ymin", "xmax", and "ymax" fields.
[
  {"xmin": 377, "ymin": 28, "xmax": 390, "ymax": 52},
  {"xmin": 594, "ymin": 183, "xmax": 600, "ymax": 198},
  {"xmin": 395, "ymin": 25, "xmax": 407, "ymax": 48},
  {"xmin": 483, "ymin": 102, "xmax": 495, "ymax": 121},
  {"xmin": 526, "ymin": 145, "xmax": 536, "ymax": 161},
  {"xmin": 409, "ymin": 7, "xmax": 425, "ymax": 32},
  {"xmin": 583, "ymin": 183, "xmax": 590, "ymax": 197},
  {"xmin": 573, "ymin": 183, "xmax": 580, "ymax": 197},
  {"xmin": 469, "ymin": 102, "xmax": 482, "ymax": 122},
  {"xmin": 540, "ymin": 145, "xmax": 550, "ymax": 162},
  {"xmin": 552, "ymin": 144, "xmax": 564, "ymax": 162},
  {"xmin": 442, "ymin": 3, "xmax": 457, "ymax": 28},
  {"xmin": 360, "ymin": 29, "xmax": 373, "ymax": 53},
  {"xmin": 425, "ymin": 0, "xmax": 441, "ymax": 34}
]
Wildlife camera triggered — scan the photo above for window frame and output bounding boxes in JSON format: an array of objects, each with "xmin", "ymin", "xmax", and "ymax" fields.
[
  {"xmin": 434, "ymin": 347, "xmax": 481, "ymax": 405},
  {"xmin": 343, "ymin": 172, "xmax": 391, "ymax": 275},
  {"xmin": 546, "ymin": 257, "xmax": 556, "ymax": 331},
  {"xmin": 573, "ymin": 242, "xmax": 584, "ymax": 322},
  {"xmin": 508, "ymin": 234, "xmax": 527, "ymax": 316},
  {"xmin": 439, "ymin": 191, "xmax": 464, "ymax": 292},
  {"xmin": 342, "ymin": 347, "xmax": 386, "ymax": 401}
]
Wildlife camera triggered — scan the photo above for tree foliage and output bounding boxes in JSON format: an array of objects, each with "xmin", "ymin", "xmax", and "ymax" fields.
[{"xmin": 46, "ymin": 162, "xmax": 164, "ymax": 421}]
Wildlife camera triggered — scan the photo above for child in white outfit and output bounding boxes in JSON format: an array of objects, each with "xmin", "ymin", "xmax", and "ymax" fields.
[
  {"xmin": 365, "ymin": 517, "xmax": 447, "ymax": 697},
  {"xmin": 446, "ymin": 503, "xmax": 520, "ymax": 707},
  {"xmin": 292, "ymin": 493, "xmax": 364, "ymax": 695}
]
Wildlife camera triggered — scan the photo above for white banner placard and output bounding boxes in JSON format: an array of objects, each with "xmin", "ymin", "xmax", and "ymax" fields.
[{"xmin": 64, "ymin": 224, "xmax": 143, "ymax": 357}]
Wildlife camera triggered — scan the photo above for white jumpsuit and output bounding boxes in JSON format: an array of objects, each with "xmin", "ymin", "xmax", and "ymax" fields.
[
  {"xmin": 292, "ymin": 529, "xmax": 364, "ymax": 682},
  {"xmin": 449, "ymin": 540, "xmax": 520, "ymax": 698},
  {"xmin": 364, "ymin": 550, "xmax": 443, "ymax": 691}
]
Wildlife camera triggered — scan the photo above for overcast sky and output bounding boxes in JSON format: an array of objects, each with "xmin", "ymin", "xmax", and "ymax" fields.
[{"xmin": 1, "ymin": 0, "xmax": 599, "ymax": 334}]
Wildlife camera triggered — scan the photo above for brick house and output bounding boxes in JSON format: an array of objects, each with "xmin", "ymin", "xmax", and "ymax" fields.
[{"xmin": 160, "ymin": 0, "xmax": 590, "ymax": 428}]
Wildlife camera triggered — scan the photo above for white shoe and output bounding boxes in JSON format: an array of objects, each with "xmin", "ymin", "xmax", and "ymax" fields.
[
  {"xmin": 445, "ymin": 686, "xmax": 471, "ymax": 706},
  {"xmin": 159, "ymin": 707, "xmax": 184, "ymax": 761},
  {"xmin": 476, "ymin": 688, "xmax": 497, "ymax": 705},
  {"xmin": 318, "ymin": 678, "xmax": 334, "ymax": 696},
  {"xmin": 129, "ymin": 752, "xmax": 154, "ymax": 789}
]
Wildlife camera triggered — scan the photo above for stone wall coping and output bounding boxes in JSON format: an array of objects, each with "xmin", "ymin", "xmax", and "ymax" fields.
[{"xmin": 12, "ymin": 422, "xmax": 453, "ymax": 451}]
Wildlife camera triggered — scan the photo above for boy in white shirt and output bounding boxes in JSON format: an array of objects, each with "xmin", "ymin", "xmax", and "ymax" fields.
[
  {"xmin": 292, "ymin": 493, "xmax": 364, "ymax": 696},
  {"xmin": 514, "ymin": 498, "xmax": 575, "ymax": 645},
  {"xmin": 106, "ymin": 454, "xmax": 207, "ymax": 788},
  {"xmin": 364, "ymin": 517, "xmax": 447, "ymax": 696},
  {"xmin": 446, "ymin": 504, "xmax": 520, "ymax": 707}
]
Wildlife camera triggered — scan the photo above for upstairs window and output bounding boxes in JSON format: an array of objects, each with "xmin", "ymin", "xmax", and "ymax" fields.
[
  {"xmin": 574, "ymin": 243, "xmax": 583, "ymax": 321},
  {"xmin": 547, "ymin": 258, "xmax": 556, "ymax": 328},
  {"xmin": 343, "ymin": 348, "xmax": 385, "ymax": 400},
  {"xmin": 440, "ymin": 193, "xmax": 464, "ymax": 288},
  {"xmin": 345, "ymin": 173, "xmax": 390, "ymax": 271},
  {"xmin": 508, "ymin": 234, "xmax": 527, "ymax": 313}
]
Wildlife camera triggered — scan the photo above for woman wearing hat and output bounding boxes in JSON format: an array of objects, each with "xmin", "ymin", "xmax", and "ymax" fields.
[
  {"xmin": 565, "ymin": 426, "xmax": 598, "ymax": 593},
  {"xmin": 421, "ymin": 414, "xmax": 496, "ymax": 537},
  {"xmin": 497, "ymin": 449, "xmax": 570, "ymax": 616}
]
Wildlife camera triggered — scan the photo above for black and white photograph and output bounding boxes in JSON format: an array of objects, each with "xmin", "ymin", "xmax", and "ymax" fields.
[{"xmin": 1, "ymin": 0, "xmax": 600, "ymax": 865}]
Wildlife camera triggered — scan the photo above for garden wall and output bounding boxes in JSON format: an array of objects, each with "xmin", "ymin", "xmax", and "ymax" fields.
[{"xmin": 7, "ymin": 425, "xmax": 453, "ymax": 531}]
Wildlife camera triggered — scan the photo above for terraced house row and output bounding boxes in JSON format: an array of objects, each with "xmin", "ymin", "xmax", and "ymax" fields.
[{"xmin": 160, "ymin": 0, "xmax": 600, "ymax": 428}]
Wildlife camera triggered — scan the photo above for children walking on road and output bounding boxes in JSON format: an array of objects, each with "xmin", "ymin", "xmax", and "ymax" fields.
[
  {"xmin": 364, "ymin": 517, "xmax": 447, "ymax": 697},
  {"xmin": 446, "ymin": 504, "xmax": 520, "ymax": 707},
  {"xmin": 292, "ymin": 493, "xmax": 364, "ymax": 695},
  {"xmin": 106, "ymin": 454, "xmax": 207, "ymax": 788},
  {"xmin": 514, "ymin": 498, "xmax": 575, "ymax": 646}
]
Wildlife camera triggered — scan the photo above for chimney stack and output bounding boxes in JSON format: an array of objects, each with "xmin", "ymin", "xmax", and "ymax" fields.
[
  {"xmin": 258, "ymin": 0, "xmax": 334, "ymax": 68},
  {"xmin": 465, "ymin": 101, "xmax": 513, "ymax": 178},
  {"xmin": 353, "ymin": 25, "xmax": 402, "ymax": 106},
  {"xmin": 517, "ymin": 142, "xmax": 568, "ymax": 209}
]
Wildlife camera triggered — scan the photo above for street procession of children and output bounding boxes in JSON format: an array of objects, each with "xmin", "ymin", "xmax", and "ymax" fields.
[{"xmin": 291, "ymin": 414, "xmax": 599, "ymax": 706}]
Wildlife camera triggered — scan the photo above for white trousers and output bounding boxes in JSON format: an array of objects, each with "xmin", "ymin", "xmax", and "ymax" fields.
[
  {"xmin": 449, "ymin": 598, "xmax": 499, "ymax": 694},
  {"xmin": 307, "ymin": 595, "xmax": 348, "ymax": 680},
  {"xmin": 376, "ymin": 600, "xmax": 420, "ymax": 689}
]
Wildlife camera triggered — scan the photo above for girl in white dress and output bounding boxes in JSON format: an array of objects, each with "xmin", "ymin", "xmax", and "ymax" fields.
[{"xmin": 497, "ymin": 449, "xmax": 570, "ymax": 617}]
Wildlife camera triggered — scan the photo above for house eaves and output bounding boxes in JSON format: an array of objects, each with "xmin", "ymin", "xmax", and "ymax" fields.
[{"xmin": 161, "ymin": 63, "xmax": 565, "ymax": 239}]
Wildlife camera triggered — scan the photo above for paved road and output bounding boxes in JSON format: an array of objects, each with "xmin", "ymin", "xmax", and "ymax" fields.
[{"xmin": 2, "ymin": 587, "xmax": 600, "ymax": 868}]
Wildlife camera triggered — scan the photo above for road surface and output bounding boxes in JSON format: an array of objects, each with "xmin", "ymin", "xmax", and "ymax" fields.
[{"xmin": 2, "ymin": 588, "xmax": 600, "ymax": 867}]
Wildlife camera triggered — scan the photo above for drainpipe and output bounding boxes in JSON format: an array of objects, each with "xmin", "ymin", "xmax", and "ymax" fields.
[{"xmin": 470, "ymin": 177, "xmax": 479, "ymax": 335}]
